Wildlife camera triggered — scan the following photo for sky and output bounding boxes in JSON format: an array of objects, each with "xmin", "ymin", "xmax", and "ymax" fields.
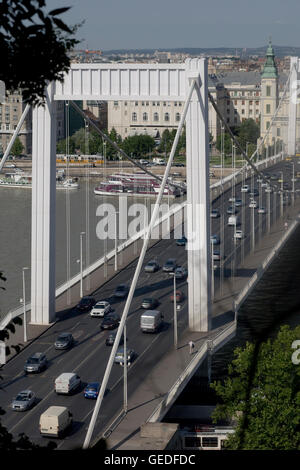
[{"xmin": 46, "ymin": 0, "xmax": 300, "ymax": 51}]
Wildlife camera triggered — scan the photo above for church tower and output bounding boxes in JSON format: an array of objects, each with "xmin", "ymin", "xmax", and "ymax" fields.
[{"xmin": 260, "ymin": 40, "xmax": 278, "ymax": 146}]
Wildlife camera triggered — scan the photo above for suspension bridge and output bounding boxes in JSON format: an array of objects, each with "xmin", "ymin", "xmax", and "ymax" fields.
[{"xmin": 1, "ymin": 56, "xmax": 300, "ymax": 449}]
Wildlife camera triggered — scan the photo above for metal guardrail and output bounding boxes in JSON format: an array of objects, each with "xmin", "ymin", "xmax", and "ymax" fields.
[{"xmin": 147, "ymin": 321, "xmax": 236, "ymax": 424}]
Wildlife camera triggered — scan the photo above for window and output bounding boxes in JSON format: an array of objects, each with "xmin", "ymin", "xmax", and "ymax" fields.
[
  {"xmin": 202, "ymin": 437, "xmax": 219, "ymax": 448},
  {"xmin": 266, "ymin": 104, "xmax": 271, "ymax": 114},
  {"xmin": 227, "ymin": 109, "xmax": 230, "ymax": 114},
  {"xmin": 234, "ymin": 100, "xmax": 237, "ymax": 105},
  {"xmin": 227, "ymin": 117, "xmax": 230, "ymax": 123},
  {"xmin": 277, "ymin": 128, "xmax": 281, "ymax": 136},
  {"xmin": 124, "ymin": 101, "xmax": 127, "ymax": 106},
  {"xmin": 6, "ymin": 123, "xmax": 9, "ymax": 130},
  {"xmin": 227, "ymin": 100, "xmax": 230, "ymax": 105},
  {"xmin": 146, "ymin": 102, "xmax": 149, "ymax": 106},
  {"xmin": 142, "ymin": 102, "xmax": 145, "ymax": 106},
  {"xmin": 234, "ymin": 109, "xmax": 237, "ymax": 114},
  {"xmin": 242, "ymin": 100, "xmax": 245, "ymax": 105},
  {"xmin": 164, "ymin": 112, "xmax": 169, "ymax": 122},
  {"xmin": 132, "ymin": 112, "xmax": 137, "ymax": 122},
  {"xmin": 184, "ymin": 437, "xmax": 201, "ymax": 448},
  {"xmin": 113, "ymin": 101, "xmax": 118, "ymax": 106},
  {"xmin": 266, "ymin": 85, "xmax": 271, "ymax": 97},
  {"xmin": 143, "ymin": 112, "xmax": 148, "ymax": 121},
  {"xmin": 156, "ymin": 102, "xmax": 160, "ymax": 106},
  {"xmin": 256, "ymin": 101, "xmax": 259, "ymax": 105},
  {"xmin": 179, "ymin": 102, "xmax": 182, "ymax": 106},
  {"xmin": 163, "ymin": 102, "xmax": 166, "ymax": 107},
  {"xmin": 174, "ymin": 102, "xmax": 177, "ymax": 106},
  {"xmin": 154, "ymin": 112, "xmax": 159, "ymax": 122},
  {"xmin": 249, "ymin": 101, "xmax": 253, "ymax": 105},
  {"xmin": 249, "ymin": 109, "xmax": 252, "ymax": 115},
  {"xmin": 135, "ymin": 102, "xmax": 138, "ymax": 106},
  {"xmin": 176, "ymin": 113, "xmax": 180, "ymax": 122},
  {"xmin": 234, "ymin": 117, "xmax": 237, "ymax": 123},
  {"xmin": 242, "ymin": 109, "xmax": 245, "ymax": 114},
  {"xmin": 266, "ymin": 121, "xmax": 270, "ymax": 130},
  {"xmin": 152, "ymin": 102, "xmax": 156, "ymax": 106}
]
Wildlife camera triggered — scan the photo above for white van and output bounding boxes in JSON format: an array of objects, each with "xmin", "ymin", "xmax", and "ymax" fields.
[
  {"xmin": 228, "ymin": 215, "xmax": 240, "ymax": 226},
  {"xmin": 39, "ymin": 406, "xmax": 72, "ymax": 438},
  {"xmin": 140, "ymin": 310, "xmax": 164, "ymax": 333},
  {"xmin": 55, "ymin": 373, "xmax": 81, "ymax": 395}
]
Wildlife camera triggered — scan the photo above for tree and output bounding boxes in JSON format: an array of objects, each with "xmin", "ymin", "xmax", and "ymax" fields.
[
  {"xmin": 216, "ymin": 132, "xmax": 232, "ymax": 155},
  {"xmin": 237, "ymin": 118, "xmax": 260, "ymax": 150},
  {"xmin": 0, "ymin": 0, "xmax": 80, "ymax": 105},
  {"xmin": 10, "ymin": 137, "xmax": 24, "ymax": 156},
  {"xmin": 121, "ymin": 134, "xmax": 155, "ymax": 158},
  {"xmin": 211, "ymin": 325, "xmax": 300, "ymax": 450}
]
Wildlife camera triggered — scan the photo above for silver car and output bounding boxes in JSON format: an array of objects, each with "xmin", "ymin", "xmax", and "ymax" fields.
[
  {"xmin": 11, "ymin": 390, "xmax": 36, "ymax": 411},
  {"xmin": 144, "ymin": 260, "xmax": 160, "ymax": 273},
  {"xmin": 114, "ymin": 347, "xmax": 135, "ymax": 365},
  {"xmin": 24, "ymin": 352, "xmax": 47, "ymax": 373}
]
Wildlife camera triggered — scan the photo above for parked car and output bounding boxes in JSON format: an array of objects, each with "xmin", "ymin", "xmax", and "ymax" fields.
[
  {"xmin": 90, "ymin": 301, "xmax": 112, "ymax": 318},
  {"xmin": 100, "ymin": 313, "xmax": 120, "ymax": 330},
  {"xmin": 210, "ymin": 234, "xmax": 220, "ymax": 245},
  {"xmin": 114, "ymin": 284, "xmax": 129, "ymax": 298},
  {"xmin": 176, "ymin": 236, "xmax": 187, "ymax": 246},
  {"xmin": 144, "ymin": 260, "xmax": 160, "ymax": 272},
  {"xmin": 210, "ymin": 209, "xmax": 220, "ymax": 218},
  {"xmin": 24, "ymin": 352, "xmax": 47, "ymax": 374},
  {"xmin": 141, "ymin": 298, "xmax": 159, "ymax": 309},
  {"xmin": 105, "ymin": 330, "xmax": 124, "ymax": 346},
  {"xmin": 84, "ymin": 382, "xmax": 100, "ymax": 399},
  {"xmin": 114, "ymin": 347, "xmax": 135, "ymax": 365},
  {"xmin": 11, "ymin": 390, "xmax": 36, "ymax": 411},
  {"xmin": 163, "ymin": 258, "xmax": 177, "ymax": 272},
  {"xmin": 175, "ymin": 266, "xmax": 188, "ymax": 279},
  {"xmin": 76, "ymin": 296, "xmax": 96, "ymax": 312},
  {"xmin": 54, "ymin": 332, "xmax": 74, "ymax": 350},
  {"xmin": 170, "ymin": 290, "xmax": 184, "ymax": 303}
]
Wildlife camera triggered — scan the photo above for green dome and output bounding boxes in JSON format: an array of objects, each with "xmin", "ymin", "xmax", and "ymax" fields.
[{"xmin": 261, "ymin": 40, "xmax": 278, "ymax": 79}]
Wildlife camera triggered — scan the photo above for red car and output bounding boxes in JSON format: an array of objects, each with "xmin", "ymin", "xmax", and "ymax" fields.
[{"xmin": 170, "ymin": 290, "xmax": 184, "ymax": 303}]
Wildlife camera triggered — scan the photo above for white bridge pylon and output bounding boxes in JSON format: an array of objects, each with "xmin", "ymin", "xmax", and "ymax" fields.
[{"xmin": 31, "ymin": 59, "xmax": 211, "ymax": 332}]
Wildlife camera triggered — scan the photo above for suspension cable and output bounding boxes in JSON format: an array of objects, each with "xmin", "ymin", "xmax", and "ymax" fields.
[{"xmin": 65, "ymin": 101, "xmax": 71, "ymax": 304}]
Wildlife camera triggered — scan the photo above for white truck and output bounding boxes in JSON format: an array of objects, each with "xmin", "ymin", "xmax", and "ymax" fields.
[
  {"xmin": 39, "ymin": 406, "xmax": 72, "ymax": 438},
  {"xmin": 140, "ymin": 310, "xmax": 164, "ymax": 333},
  {"xmin": 153, "ymin": 157, "xmax": 165, "ymax": 165}
]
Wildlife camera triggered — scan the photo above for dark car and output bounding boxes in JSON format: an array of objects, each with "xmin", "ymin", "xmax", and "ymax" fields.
[
  {"xmin": 210, "ymin": 209, "xmax": 220, "ymax": 218},
  {"xmin": 226, "ymin": 206, "xmax": 237, "ymax": 214},
  {"xmin": 54, "ymin": 332, "xmax": 74, "ymax": 350},
  {"xmin": 100, "ymin": 313, "xmax": 120, "ymax": 330},
  {"xmin": 175, "ymin": 266, "xmax": 188, "ymax": 280},
  {"xmin": 176, "ymin": 236, "xmax": 187, "ymax": 246},
  {"xmin": 24, "ymin": 352, "xmax": 47, "ymax": 374},
  {"xmin": 170, "ymin": 290, "xmax": 185, "ymax": 303},
  {"xmin": 114, "ymin": 284, "xmax": 129, "ymax": 298},
  {"xmin": 106, "ymin": 330, "xmax": 124, "ymax": 346},
  {"xmin": 163, "ymin": 258, "xmax": 177, "ymax": 272},
  {"xmin": 144, "ymin": 260, "xmax": 160, "ymax": 273},
  {"xmin": 141, "ymin": 298, "xmax": 159, "ymax": 309},
  {"xmin": 76, "ymin": 296, "xmax": 96, "ymax": 312}
]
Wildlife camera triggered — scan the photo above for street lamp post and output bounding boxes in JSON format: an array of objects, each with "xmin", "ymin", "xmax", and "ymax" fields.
[
  {"xmin": 172, "ymin": 273, "xmax": 178, "ymax": 350},
  {"xmin": 80, "ymin": 232, "xmax": 85, "ymax": 298},
  {"xmin": 115, "ymin": 211, "xmax": 119, "ymax": 271},
  {"xmin": 22, "ymin": 267, "xmax": 29, "ymax": 343},
  {"xmin": 123, "ymin": 323, "xmax": 128, "ymax": 413},
  {"xmin": 279, "ymin": 171, "xmax": 284, "ymax": 218},
  {"xmin": 292, "ymin": 162, "xmax": 295, "ymax": 206}
]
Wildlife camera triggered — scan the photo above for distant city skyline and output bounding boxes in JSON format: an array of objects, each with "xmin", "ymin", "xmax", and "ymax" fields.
[{"xmin": 46, "ymin": 0, "xmax": 300, "ymax": 51}]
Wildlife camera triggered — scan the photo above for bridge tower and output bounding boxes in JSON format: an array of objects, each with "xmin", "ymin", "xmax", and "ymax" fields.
[{"xmin": 30, "ymin": 59, "xmax": 211, "ymax": 331}]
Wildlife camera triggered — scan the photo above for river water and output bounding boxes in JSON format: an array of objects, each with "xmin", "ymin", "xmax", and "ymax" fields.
[{"xmin": 0, "ymin": 178, "xmax": 167, "ymax": 320}]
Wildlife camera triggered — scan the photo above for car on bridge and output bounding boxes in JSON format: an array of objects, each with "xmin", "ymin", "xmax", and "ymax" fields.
[
  {"xmin": 210, "ymin": 234, "xmax": 220, "ymax": 245},
  {"xmin": 105, "ymin": 330, "xmax": 125, "ymax": 346},
  {"xmin": 141, "ymin": 298, "xmax": 159, "ymax": 309},
  {"xmin": 54, "ymin": 332, "xmax": 74, "ymax": 350},
  {"xmin": 210, "ymin": 209, "xmax": 220, "ymax": 218},
  {"xmin": 226, "ymin": 206, "xmax": 238, "ymax": 214},
  {"xmin": 257, "ymin": 207, "xmax": 266, "ymax": 214},
  {"xmin": 163, "ymin": 258, "xmax": 177, "ymax": 272},
  {"xmin": 249, "ymin": 189, "xmax": 259, "ymax": 197},
  {"xmin": 176, "ymin": 236, "xmax": 187, "ymax": 246},
  {"xmin": 175, "ymin": 266, "xmax": 188, "ymax": 279},
  {"xmin": 114, "ymin": 284, "xmax": 129, "ymax": 298},
  {"xmin": 77, "ymin": 296, "xmax": 96, "ymax": 313},
  {"xmin": 90, "ymin": 301, "xmax": 112, "ymax": 318},
  {"xmin": 100, "ymin": 313, "xmax": 120, "ymax": 330},
  {"xmin": 144, "ymin": 260, "xmax": 160, "ymax": 272},
  {"xmin": 114, "ymin": 347, "xmax": 135, "ymax": 365},
  {"xmin": 170, "ymin": 290, "xmax": 184, "ymax": 303},
  {"xmin": 241, "ymin": 185, "xmax": 249, "ymax": 192},
  {"xmin": 84, "ymin": 382, "xmax": 100, "ymax": 399},
  {"xmin": 233, "ymin": 230, "xmax": 244, "ymax": 239},
  {"xmin": 249, "ymin": 201, "xmax": 257, "ymax": 208},
  {"xmin": 234, "ymin": 199, "xmax": 243, "ymax": 207},
  {"xmin": 11, "ymin": 390, "xmax": 36, "ymax": 411},
  {"xmin": 24, "ymin": 352, "xmax": 47, "ymax": 374}
]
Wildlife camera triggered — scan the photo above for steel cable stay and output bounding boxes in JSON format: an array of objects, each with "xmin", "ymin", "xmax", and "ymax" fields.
[
  {"xmin": 82, "ymin": 78, "xmax": 197, "ymax": 449},
  {"xmin": 84, "ymin": 119, "xmax": 91, "ymax": 291}
]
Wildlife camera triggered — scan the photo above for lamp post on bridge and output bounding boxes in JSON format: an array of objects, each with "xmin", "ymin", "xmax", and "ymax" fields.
[
  {"xmin": 171, "ymin": 272, "xmax": 178, "ymax": 350},
  {"xmin": 20, "ymin": 267, "xmax": 29, "ymax": 343},
  {"xmin": 80, "ymin": 232, "xmax": 85, "ymax": 298}
]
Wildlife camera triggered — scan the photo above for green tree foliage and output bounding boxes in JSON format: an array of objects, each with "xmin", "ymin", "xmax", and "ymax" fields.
[
  {"xmin": 237, "ymin": 118, "xmax": 260, "ymax": 150},
  {"xmin": 121, "ymin": 134, "xmax": 155, "ymax": 158},
  {"xmin": 216, "ymin": 132, "xmax": 232, "ymax": 155},
  {"xmin": 211, "ymin": 325, "xmax": 300, "ymax": 450},
  {"xmin": 10, "ymin": 137, "xmax": 24, "ymax": 156},
  {"xmin": 105, "ymin": 128, "xmax": 122, "ymax": 160},
  {"xmin": 157, "ymin": 128, "xmax": 186, "ymax": 159},
  {"xmin": 0, "ymin": 0, "xmax": 80, "ymax": 105}
]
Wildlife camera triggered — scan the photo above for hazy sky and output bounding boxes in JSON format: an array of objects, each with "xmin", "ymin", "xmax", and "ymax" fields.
[{"xmin": 46, "ymin": 0, "xmax": 300, "ymax": 50}]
